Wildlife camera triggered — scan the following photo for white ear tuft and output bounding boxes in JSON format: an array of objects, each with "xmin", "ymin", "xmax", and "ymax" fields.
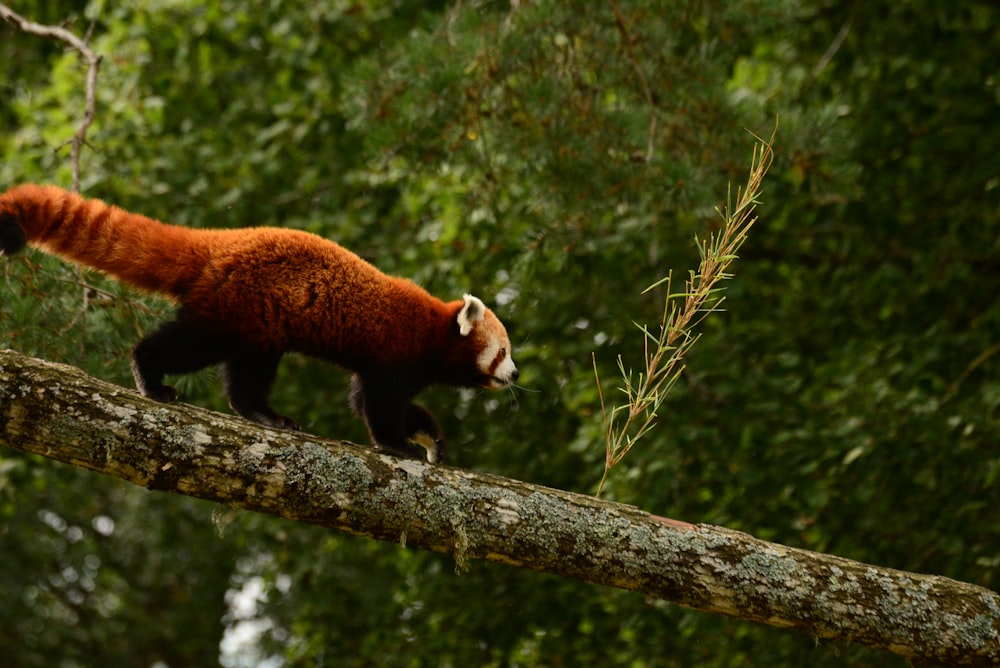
[{"xmin": 457, "ymin": 294, "xmax": 486, "ymax": 336}]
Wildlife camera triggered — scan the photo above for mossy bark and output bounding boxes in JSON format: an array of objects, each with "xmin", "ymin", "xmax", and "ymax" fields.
[{"xmin": 1, "ymin": 349, "xmax": 997, "ymax": 665}]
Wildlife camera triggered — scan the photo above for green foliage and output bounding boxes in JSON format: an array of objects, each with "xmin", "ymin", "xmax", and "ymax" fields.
[{"xmin": 2, "ymin": 0, "xmax": 999, "ymax": 665}]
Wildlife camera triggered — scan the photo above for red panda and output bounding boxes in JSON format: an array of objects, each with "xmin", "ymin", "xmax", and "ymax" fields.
[{"xmin": 0, "ymin": 184, "xmax": 518, "ymax": 463}]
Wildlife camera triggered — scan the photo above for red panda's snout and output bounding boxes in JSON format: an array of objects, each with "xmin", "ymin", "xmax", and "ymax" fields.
[{"xmin": 479, "ymin": 339, "xmax": 518, "ymax": 389}]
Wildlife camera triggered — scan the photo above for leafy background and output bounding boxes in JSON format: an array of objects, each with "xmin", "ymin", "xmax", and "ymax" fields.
[{"xmin": 1, "ymin": 0, "xmax": 998, "ymax": 665}]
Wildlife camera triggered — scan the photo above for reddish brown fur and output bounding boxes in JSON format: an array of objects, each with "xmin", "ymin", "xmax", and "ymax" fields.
[
  {"xmin": 0, "ymin": 184, "xmax": 517, "ymax": 460},
  {"xmin": 0, "ymin": 184, "xmax": 208, "ymax": 297},
  {"xmin": 0, "ymin": 184, "xmax": 482, "ymax": 371}
]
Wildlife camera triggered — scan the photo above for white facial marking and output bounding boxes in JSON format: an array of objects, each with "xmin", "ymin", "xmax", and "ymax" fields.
[
  {"xmin": 477, "ymin": 340, "xmax": 501, "ymax": 376},
  {"xmin": 477, "ymin": 335, "xmax": 518, "ymax": 388}
]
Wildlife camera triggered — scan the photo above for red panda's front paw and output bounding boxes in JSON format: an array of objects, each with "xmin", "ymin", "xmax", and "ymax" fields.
[
  {"xmin": 273, "ymin": 415, "xmax": 301, "ymax": 431},
  {"xmin": 143, "ymin": 384, "xmax": 179, "ymax": 403},
  {"xmin": 246, "ymin": 411, "xmax": 300, "ymax": 431},
  {"xmin": 373, "ymin": 442, "xmax": 437, "ymax": 463}
]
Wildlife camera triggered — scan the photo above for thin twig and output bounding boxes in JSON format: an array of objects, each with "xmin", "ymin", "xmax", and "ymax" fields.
[
  {"xmin": 941, "ymin": 341, "xmax": 1000, "ymax": 405},
  {"xmin": 802, "ymin": 2, "xmax": 857, "ymax": 92},
  {"xmin": 0, "ymin": 3, "xmax": 102, "ymax": 192},
  {"xmin": 607, "ymin": 0, "xmax": 657, "ymax": 162},
  {"xmin": 2, "ymin": 3, "xmax": 103, "ymax": 344}
]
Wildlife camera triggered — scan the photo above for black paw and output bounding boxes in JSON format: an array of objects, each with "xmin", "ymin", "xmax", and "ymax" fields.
[
  {"xmin": 273, "ymin": 415, "xmax": 301, "ymax": 431},
  {"xmin": 373, "ymin": 444, "xmax": 422, "ymax": 461},
  {"xmin": 245, "ymin": 410, "xmax": 300, "ymax": 431},
  {"xmin": 143, "ymin": 384, "xmax": 179, "ymax": 403},
  {"xmin": 373, "ymin": 440, "xmax": 442, "ymax": 464}
]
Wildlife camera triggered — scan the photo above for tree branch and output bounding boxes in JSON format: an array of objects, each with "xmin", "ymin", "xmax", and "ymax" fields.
[
  {"xmin": 0, "ymin": 3, "xmax": 101, "ymax": 192},
  {"xmin": 607, "ymin": 0, "xmax": 657, "ymax": 162},
  {"xmin": 0, "ymin": 349, "xmax": 997, "ymax": 665}
]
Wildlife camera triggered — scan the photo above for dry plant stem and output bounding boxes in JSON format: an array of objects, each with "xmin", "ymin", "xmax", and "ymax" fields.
[
  {"xmin": 597, "ymin": 125, "xmax": 776, "ymax": 496},
  {"xmin": 0, "ymin": 3, "xmax": 101, "ymax": 192}
]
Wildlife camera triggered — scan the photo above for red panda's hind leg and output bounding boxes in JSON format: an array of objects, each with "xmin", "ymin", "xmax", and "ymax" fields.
[
  {"xmin": 132, "ymin": 318, "xmax": 231, "ymax": 404},
  {"xmin": 221, "ymin": 352, "xmax": 300, "ymax": 430}
]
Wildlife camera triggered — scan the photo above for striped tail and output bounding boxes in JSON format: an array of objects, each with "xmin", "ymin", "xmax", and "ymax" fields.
[{"xmin": 0, "ymin": 184, "xmax": 208, "ymax": 299}]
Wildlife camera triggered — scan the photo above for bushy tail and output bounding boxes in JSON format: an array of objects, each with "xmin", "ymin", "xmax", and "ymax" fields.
[{"xmin": 0, "ymin": 184, "xmax": 207, "ymax": 299}]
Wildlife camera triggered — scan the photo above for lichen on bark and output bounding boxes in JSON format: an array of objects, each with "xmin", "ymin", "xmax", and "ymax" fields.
[{"xmin": 1, "ymin": 349, "xmax": 998, "ymax": 666}]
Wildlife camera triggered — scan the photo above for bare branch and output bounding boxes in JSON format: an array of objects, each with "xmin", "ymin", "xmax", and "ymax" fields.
[
  {"xmin": 0, "ymin": 3, "xmax": 101, "ymax": 192},
  {"xmin": 801, "ymin": 0, "xmax": 859, "ymax": 93}
]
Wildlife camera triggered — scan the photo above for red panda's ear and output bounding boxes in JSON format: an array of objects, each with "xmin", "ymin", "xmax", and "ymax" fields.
[{"xmin": 457, "ymin": 294, "xmax": 486, "ymax": 336}]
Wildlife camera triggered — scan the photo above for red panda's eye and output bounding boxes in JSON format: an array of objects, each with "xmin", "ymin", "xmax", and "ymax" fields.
[{"xmin": 500, "ymin": 348, "xmax": 507, "ymax": 358}]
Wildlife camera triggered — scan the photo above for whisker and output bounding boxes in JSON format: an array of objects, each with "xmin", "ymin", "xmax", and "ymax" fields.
[
  {"xmin": 505, "ymin": 384, "xmax": 521, "ymax": 412},
  {"xmin": 507, "ymin": 381, "xmax": 539, "ymax": 394}
]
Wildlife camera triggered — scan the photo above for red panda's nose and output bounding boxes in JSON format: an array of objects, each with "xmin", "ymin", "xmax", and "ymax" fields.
[{"xmin": 511, "ymin": 368, "xmax": 519, "ymax": 382}]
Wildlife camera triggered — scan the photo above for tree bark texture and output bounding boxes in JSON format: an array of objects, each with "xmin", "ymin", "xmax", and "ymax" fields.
[{"xmin": 1, "ymin": 349, "xmax": 997, "ymax": 665}]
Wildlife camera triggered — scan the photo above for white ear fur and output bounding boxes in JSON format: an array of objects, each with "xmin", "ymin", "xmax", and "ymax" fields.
[{"xmin": 457, "ymin": 294, "xmax": 486, "ymax": 336}]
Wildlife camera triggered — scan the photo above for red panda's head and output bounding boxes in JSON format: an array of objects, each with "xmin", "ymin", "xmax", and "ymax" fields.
[{"xmin": 452, "ymin": 294, "xmax": 518, "ymax": 390}]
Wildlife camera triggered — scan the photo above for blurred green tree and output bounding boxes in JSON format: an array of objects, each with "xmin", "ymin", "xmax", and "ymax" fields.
[{"xmin": 1, "ymin": 0, "xmax": 997, "ymax": 666}]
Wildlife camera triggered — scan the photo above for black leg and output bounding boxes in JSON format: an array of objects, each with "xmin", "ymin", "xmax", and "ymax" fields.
[
  {"xmin": 131, "ymin": 318, "xmax": 230, "ymax": 403},
  {"xmin": 221, "ymin": 352, "xmax": 299, "ymax": 430},
  {"xmin": 349, "ymin": 372, "xmax": 428, "ymax": 461}
]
